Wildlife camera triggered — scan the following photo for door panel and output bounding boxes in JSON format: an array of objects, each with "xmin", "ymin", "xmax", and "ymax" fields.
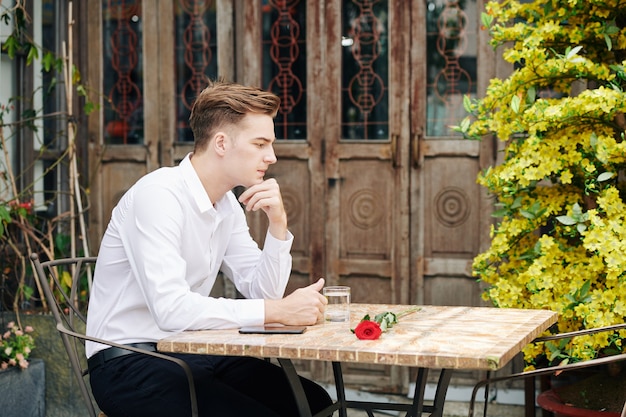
[
  {"xmin": 99, "ymin": 158, "xmax": 147, "ymax": 226},
  {"xmin": 339, "ymin": 160, "xmax": 393, "ymax": 273},
  {"xmin": 422, "ymin": 152, "xmax": 482, "ymax": 306},
  {"xmin": 424, "ymin": 155, "xmax": 480, "ymax": 257}
]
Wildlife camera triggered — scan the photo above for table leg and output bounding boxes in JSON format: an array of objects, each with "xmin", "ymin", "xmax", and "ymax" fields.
[
  {"xmin": 277, "ymin": 358, "xmax": 453, "ymax": 417},
  {"xmin": 408, "ymin": 368, "xmax": 453, "ymax": 417},
  {"xmin": 332, "ymin": 362, "xmax": 348, "ymax": 417},
  {"xmin": 276, "ymin": 358, "xmax": 341, "ymax": 417},
  {"xmin": 408, "ymin": 367, "xmax": 429, "ymax": 416},
  {"xmin": 277, "ymin": 358, "xmax": 313, "ymax": 417},
  {"xmin": 332, "ymin": 365, "xmax": 454, "ymax": 417},
  {"xmin": 428, "ymin": 369, "xmax": 453, "ymax": 417}
]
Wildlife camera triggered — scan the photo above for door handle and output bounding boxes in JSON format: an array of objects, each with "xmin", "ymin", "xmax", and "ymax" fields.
[
  {"xmin": 391, "ymin": 133, "xmax": 400, "ymax": 168},
  {"xmin": 411, "ymin": 129, "xmax": 422, "ymax": 168}
]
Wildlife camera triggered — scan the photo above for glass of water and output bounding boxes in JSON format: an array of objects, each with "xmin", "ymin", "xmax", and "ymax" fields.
[{"xmin": 323, "ymin": 286, "xmax": 351, "ymax": 323}]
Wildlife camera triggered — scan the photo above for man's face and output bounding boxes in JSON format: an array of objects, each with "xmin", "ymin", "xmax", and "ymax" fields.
[{"xmin": 225, "ymin": 113, "xmax": 277, "ymax": 188}]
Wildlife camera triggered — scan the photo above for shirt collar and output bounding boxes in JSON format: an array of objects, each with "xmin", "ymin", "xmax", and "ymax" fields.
[{"xmin": 180, "ymin": 153, "xmax": 214, "ymax": 213}]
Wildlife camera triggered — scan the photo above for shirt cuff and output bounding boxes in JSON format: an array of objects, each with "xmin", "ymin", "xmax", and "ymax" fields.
[
  {"xmin": 237, "ymin": 298, "xmax": 266, "ymax": 326},
  {"xmin": 263, "ymin": 230, "xmax": 294, "ymax": 252}
]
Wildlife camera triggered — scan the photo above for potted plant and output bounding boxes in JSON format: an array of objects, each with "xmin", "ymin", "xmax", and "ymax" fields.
[
  {"xmin": 453, "ymin": 0, "xmax": 626, "ymax": 413},
  {"xmin": 0, "ymin": 320, "xmax": 44, "ymax": 417}
]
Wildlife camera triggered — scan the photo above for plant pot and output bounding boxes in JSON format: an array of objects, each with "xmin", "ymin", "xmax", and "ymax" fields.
[
  {"xmin": 1, "ymin": 312, "xmax": 92, "ymax": 417},
  {"xmin": 0, "ymin": 358, "xmax": 45, "ymax": 417},
  {"xmin": 537, "ymin": 388, "xmax": 620, "ymax": 417}
]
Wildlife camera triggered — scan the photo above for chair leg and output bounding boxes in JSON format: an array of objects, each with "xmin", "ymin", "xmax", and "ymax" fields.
[{"xmin": 524, "ymin": 377, "xmax": 535, "ymax": 417}]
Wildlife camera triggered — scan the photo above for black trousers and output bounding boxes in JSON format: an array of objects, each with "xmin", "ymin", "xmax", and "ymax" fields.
[{"xmin": 89, "ymin": 352, "xmax": 333, "ymax": 417}]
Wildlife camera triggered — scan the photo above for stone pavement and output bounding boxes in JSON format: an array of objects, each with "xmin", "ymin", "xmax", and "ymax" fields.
[
  {"xmin": 337, "ymin": 400, "xmax": 529, "ymax": 417},
  {"xmin": 343, "ymin": 402, "xmax": 528, "ymax": 416},
  {"xmin": 321, "ymin": 384, "xmax": 532, "ymax": 417}
]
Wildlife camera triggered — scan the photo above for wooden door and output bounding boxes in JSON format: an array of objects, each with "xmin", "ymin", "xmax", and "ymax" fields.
[
  {"xmin": 410, "ymin": 0, "xmax": 501, "ymax": 387},
  {"xmin": 85, "ymin": 0, "xmax": 496, "ymax": 393},
  {"xmin": 86, "ymin": 0, "xmax": 235, "ymax": 246},
  {"xmin": 322, "ymin": 1, "xmax": 412, "ymax": 391},
  {"xmin": 238, "ymin": 0, "xmax": 412, "ymax": 392},
  {"xmin": 411, "ymin": 0, "xmax": 491, "ymax": 307}
]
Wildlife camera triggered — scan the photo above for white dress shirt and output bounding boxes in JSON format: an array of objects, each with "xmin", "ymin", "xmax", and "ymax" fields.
[{"xmin": 86, "ymin": 154, "xmax": 293, "ymax": 357}]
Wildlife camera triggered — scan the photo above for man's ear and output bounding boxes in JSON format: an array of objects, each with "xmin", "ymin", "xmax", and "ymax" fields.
[{"xmin": 213, "ymin": 132, "xmax": 227, "ymax": 155}]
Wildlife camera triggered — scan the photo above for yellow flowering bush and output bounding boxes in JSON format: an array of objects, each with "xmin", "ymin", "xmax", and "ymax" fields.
[{"xmin": 454, "ymin": 0, "xmax": 626, "ymax": 368}]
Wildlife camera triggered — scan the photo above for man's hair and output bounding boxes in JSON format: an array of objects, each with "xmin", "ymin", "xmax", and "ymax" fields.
[{"xmin": 189, "ymin": 79, "xmax": 280, "ymax": 152}]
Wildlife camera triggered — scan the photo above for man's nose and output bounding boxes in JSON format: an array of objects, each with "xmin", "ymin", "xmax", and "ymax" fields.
[{"xmin": 265, "ymin": 147, "xmax": 277, "ymax": 164}]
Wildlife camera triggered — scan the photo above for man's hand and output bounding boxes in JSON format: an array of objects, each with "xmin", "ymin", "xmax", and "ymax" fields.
[
  {"xmin": 238, "ymin": 178, "xmax": 288, "ymax": 240},
  {"xmin": 264, "ymin": 278, "xmax": 327, "ymax": 326}
]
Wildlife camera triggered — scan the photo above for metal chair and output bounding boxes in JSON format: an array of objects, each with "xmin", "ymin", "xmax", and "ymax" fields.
[
  {"xmin": 468, "ymin": 323, "xmax": 626, "ymax": 417},
  {"xmin": 30, "ymin": 253, "xmax": 199, "ymax": 417}
]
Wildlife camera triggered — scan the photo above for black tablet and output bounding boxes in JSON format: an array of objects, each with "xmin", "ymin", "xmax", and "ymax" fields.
[{"xmin": 238, "ymin": 325, "xmax": 307, "ymax": 334}]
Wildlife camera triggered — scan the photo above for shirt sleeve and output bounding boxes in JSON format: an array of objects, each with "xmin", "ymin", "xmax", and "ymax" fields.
[
  {"xmin": 119, "ymin": 184, "xmax": 268, "ymax": 332},
  {"xmin": 220, "ymin": 195, "xmax": 294, "ymax": 300}
]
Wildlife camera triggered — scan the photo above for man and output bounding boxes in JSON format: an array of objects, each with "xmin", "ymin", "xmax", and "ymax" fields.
[{"xmin": 86, "ymin": 80, "xmax": 332, "ymax": 416}]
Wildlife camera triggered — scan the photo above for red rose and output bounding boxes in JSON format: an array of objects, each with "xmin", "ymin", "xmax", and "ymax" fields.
[{"xmin": 354, "ymin": 320, "xmax": 382, "ymax": 340}]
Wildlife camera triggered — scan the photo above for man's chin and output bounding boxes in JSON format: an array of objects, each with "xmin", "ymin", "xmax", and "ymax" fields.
[{"xmin": 241, "ymin": 179, "xmax": 264, "ymax": 188}]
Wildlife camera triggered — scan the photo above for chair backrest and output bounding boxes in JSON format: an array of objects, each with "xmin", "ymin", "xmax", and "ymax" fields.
[{"xmin": 30, "ymin": 253, "xmax": 100, "ymax": 417}]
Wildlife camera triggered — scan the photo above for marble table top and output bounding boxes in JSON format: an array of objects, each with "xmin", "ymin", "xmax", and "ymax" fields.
[{"xmin": 157, "ymin": 304, "xmax": 558, "ymax": 370}]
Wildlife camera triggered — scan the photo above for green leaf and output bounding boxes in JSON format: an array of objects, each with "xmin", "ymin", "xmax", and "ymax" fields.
[
  {"xmin": 463, "ymin": 94, "xmax": 472, "ymax": 113},
  {"xmin": 597, "ymin": 172, "xmax": 615, "ymax": 182},
  {"xmin": 580, "ymin": 280, "xmax": 591, "ymax": 297},
  {"xmin": 556, "ymin": 215, "xmax": 576, "ymax": 225},
  {"xmin": 76, "ymin": 85, "xmax": 87, "ymax": 97},
  {"xmin": 510, "ymin": 95, "xmax": 521, "ymax": 113},
  {"xmin": 61, "ymin": 271, "xmax": 73, "ymax": 289},
  {"xmin": 83, "ymin": 101, "xmax": 97, "ymax": 115},
  {"xmin": 26, "ymin": 43, "xmax": 39, "ymax": 65},
  {"xmin": 2, "ymin": 35, "xmax": 19, "ymax": 59},
  {"xmin": 42, "ymin": 52, "xmax": 56, "ymax": 72},
  {"xmin": 548, "ymin": 350, "xmax": 561, "ymax": 362},
  {"xmin": 0, "ymin": 205, "xmax": 11, "ymax": 223},
  {"xmin": 460, "ymin": 117, "xmax": 471, "ymax": 132},
  {"xmin": 481, "ymin": 12, "xmax": 493, "ymax": 29},
  {"xmin": 511, "ymin": 196, "xmax": 523, "ymax": 209},
  {"xmin": 526, "ymin": 86, "xmax": 536, "ymax": 104},
  {"xmin": 451, "ymin": 118, "xmax": 471, "ymax": 134},
  {"xmin": 566, "ymin": 45, "xmax": 583, "ymax": 60},
  {"xmin": 605, "ymin": 34, "xmax": 613, "ymax": 51},
  {"xmin": 492, "ymin": 208, "xmax": 509, "ymax": 218},
  {"xmin": 589, "ymin": 132, "xmax": 598, "ymax": 148},
  {"xmin": 604, "ymin": 23, "xmax": 620, "ymax": 35},
  {"xmin": 22, "ymin": 285, "xmax": 34, "ymax": 301}
]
